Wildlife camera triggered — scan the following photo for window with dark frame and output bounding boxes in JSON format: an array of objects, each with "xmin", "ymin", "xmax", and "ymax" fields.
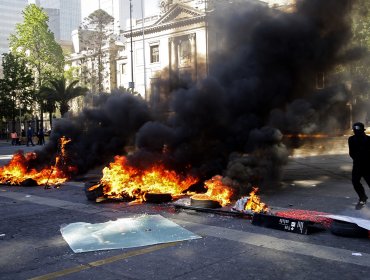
[{"xmin": 150, "ymin": 45, "xmax": 159, "ymax": 63}]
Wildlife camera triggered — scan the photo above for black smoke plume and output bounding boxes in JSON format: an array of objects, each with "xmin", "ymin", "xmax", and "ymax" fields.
[
  {"xmin": 31, "ymin": 93, "xmax": 152, "ymax": 174},
  {"xmin": 29, "ymin": 0, "xmax": 356, "ymax": 194}
]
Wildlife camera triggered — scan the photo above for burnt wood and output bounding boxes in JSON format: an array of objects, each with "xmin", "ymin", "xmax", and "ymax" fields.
[
  {"xmin": 143, "ymin": 193, "xmax": 172, "ymax": 203},
  {"xmin": 190, "ymin": 198, "xmax": 221, "ymax": 209}
]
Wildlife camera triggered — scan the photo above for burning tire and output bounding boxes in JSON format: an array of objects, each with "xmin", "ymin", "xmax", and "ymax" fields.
[
  {"xmin": 190, "ymin": 197, "xmax": 221, "ymax": 209},
  {"xmin": 143, "ymin": 193, "xmax": 172, "ymax": 203},
  {"xmin": 330, "ymin": 220, "xmax": 368, "ymax": 238},
  {"xmin": 20, "ymin": 178, "xmax": 38, "ymax": 187},
  {"xmin": 84, "ymin": 181, "xmax": 104, "ymax": 201}
]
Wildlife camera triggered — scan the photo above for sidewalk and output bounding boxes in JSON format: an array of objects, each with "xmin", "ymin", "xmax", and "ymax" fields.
[
  {"xmin": 0, "ymin": 138, "xmax": 48, "ymax": 147},
  {"xmin": 0, "ymin": 139, "xmax": 10, "ymax": 147},
  {"xmin": 0, "ymin": 139, "xmax": 48, "ymax": 166}
]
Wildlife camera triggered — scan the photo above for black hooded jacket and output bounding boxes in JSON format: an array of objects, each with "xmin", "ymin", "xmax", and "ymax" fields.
[{"xmin": 348, "ymin": 132, "xmax": 370, "ymax": 165}]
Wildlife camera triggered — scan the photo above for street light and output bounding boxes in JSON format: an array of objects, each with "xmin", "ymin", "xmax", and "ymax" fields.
[
  {"xmin": 129, "ymin": 0, "xmax": 135, "ymax": 93},
  {"xmin": 141, "ymin": 0, "xmax": 147, "ymax": 99}
]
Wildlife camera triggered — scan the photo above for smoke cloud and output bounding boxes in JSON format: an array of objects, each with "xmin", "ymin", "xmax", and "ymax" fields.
[{"xmin": 29, "ymin": 0, "xmax": 357, "ymax": 194}]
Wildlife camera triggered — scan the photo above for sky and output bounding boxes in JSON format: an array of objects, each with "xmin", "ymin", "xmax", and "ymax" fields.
[{"xmin": 81, "ymin": 0, "xmax": 160, "ymax": 22}]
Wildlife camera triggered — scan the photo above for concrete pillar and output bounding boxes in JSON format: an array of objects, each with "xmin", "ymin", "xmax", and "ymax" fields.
[
  {"xmin": 169, "ymin": 37, "xmax": 178, "ymax": 71},
  {"xmin": 189, "ymin": 33, "xmax": 197, "ymax": 80}
]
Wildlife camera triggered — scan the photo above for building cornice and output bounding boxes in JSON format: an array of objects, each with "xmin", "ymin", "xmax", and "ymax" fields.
[{"xmin": 123, "ymin": 4, "xmax": 205, "ymax": 38}]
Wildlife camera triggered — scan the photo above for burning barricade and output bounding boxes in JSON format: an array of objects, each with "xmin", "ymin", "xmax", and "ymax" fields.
[
  {"xmin": 0, "ymin": 136, "xmax": 327, "ymax": 236},
  {"xmin": 84, "ymin": 156, "xmax": 271, "ymax": 218},
  {"xmin": 89, "ymin": 159, "xmax": 270, "ymax": 217},
  {"xmin": 85, "ymin": 155, "xmax": 198, "ymax": 203},
  {"xmin": 85, "ymin": 157, "xmax": 244, "ymax": 209},
  {"xmin": 0, "ymin": 136, "xmax": 77, "ymax": 187}
]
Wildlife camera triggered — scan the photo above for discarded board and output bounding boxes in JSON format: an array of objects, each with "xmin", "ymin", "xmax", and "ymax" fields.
[{"xmin": 252, "ymin": 213, "xmax": 316, "ymax": 235}]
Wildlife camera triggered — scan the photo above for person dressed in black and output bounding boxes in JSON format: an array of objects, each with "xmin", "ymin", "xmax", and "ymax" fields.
[
  {"xmin": 37, "ymin": 128, "xmax": 45, "ymax": 145},
  {"xmin": 348, "ymin": 122, "xmax": 370, "ymax": 209},
  {"xmin": 26, "ymin": 125, "xmax": 35, "ymax": 146}
]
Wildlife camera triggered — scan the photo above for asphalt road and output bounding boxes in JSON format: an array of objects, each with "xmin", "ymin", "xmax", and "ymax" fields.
[{"xmin": 0, "ymin": 137, "xmax": 370, "ymax": 280}]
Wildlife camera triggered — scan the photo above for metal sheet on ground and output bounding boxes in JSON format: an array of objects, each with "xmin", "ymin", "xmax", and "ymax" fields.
[
  {"xmin": 323, "ymin": 214, "xmax": 370, "ymax": 230},
  {"xmin": 60, "ymin": 214, "xmax": 201, "ymax": 253}
]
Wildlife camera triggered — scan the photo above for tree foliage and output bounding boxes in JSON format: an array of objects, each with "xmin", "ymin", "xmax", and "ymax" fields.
[
  {"xmin": 79, "ymin": 9, "xmax": 114, "ymax": 93},
  {"xmin": 352, "ymin": 0, "xmax": 370, "ymax": 48},
  {"xmin": 40, "ymin": 77, "xmax": 88, "ymax": 119},
  {"xmin": 341, "ymin": 0, "xmax": 370, "ymax": 122},
  {"xmin": 349, "ymin": 0, "xmax": 370, "ymax": 94},
  {"xmin": 9, "ymin": 4, "xmax": 65, "ymax": 128},
  {"xmin": 9, "ymin": 4, "xmax": 64, "ymax": 87},
  {"xmin": 0, "ymin": 53, "xmax": 34, "ymax": 128}
]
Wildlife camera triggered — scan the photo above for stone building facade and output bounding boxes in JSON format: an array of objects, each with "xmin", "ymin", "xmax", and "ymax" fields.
[
  {"xmin": 119, "ymin": 0, "xmax": 208, "ymax": 107},
  {"xmin": 67, "ymin": 0, "xmax": 295, "ymax": 111}
]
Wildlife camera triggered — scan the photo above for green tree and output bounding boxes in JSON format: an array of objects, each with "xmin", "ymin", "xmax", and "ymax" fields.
[
  {"xmin": 0, "ymin": 52, "xmax": 34, "ymax": 131},
  {"xmin": 40, "ymin": 77, "xmax": 88, "ymax": 122},
  {"xmin": 348, "ymin": 0, "xmax": 370, "ymax": 121},
  {"xmin": 352, "ymin": 0, "xmax": 370, "ymax": 51},
  {"xmin": 64, "ymin": 65, "xmax": 81, "ymax": 83},
  {"xmin": 79, "ymin": 9, "xmax": 114, "ymax": 93},
  {"xmin": 9, "ymin": 4, "xmax": 64, "ymax": 128}
]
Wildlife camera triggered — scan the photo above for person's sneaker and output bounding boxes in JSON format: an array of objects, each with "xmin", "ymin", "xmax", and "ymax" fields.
[{"xmin": 356, "ymin": 200, "xmax": 367, "ymax": 210}]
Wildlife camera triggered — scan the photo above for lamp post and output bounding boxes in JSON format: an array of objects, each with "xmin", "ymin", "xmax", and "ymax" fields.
[
  {"xmin": 204, "ymin": 0, "xmax": 209, "ymax": 76},
  {"xmin": 129, "ymin": 0, "xmax": 135, "ymax": 93},
  {"xmin": 141, "ymin": 0, "xmax": 147, "ymax": 100}
]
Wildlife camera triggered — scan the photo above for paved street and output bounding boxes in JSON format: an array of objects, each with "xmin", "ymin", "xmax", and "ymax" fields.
[{"xmin": 0, "ymin": 137, "xmax": 370, "ymax": 280}]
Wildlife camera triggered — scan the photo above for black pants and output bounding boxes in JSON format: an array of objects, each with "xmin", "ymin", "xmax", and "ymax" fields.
[
  {"xmin": 352, "ymin": 164, "xmax": 370, "ymax": 201},
  {"xmin": 27, "ymin": 136, "xmax": 34, "ymax": 146},
  {"xmin": 38, "ymin": 136, "xmax": 45, "ymax": 145}
]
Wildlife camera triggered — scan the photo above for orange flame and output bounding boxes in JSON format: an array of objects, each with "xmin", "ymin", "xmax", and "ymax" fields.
[
  {"xmin": 284, "ymin": 134, "xmax": 328, "ymax": 139},
  {"xmin": 191, "ymin": 175, "xmax": 234, "ymax": 207},
  {"xmin": 99, "ymin": 155, "xmax": 198, "ymax": 201},
  {"xmin": 0, "ymin": 136, "xmax": 76, "ymax": 186},
  {"xmin": 59, "ymin": 136, "xmax": 71, "ymax": 158},
  {"xmin": 245, "ymin": 187, "xmax": 268, "ymax": 213}
]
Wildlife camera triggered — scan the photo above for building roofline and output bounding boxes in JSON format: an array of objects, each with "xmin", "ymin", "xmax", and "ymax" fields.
[{"xmin": 123, "ymin": 3, "xmax": 205, "ymax": 38}]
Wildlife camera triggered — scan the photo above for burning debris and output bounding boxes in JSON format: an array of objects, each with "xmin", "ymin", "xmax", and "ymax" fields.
[
  {"xmin": 190, "ymin": 175, "xmax": 234, "ymax": 208},
  {"xmin": 232, "ymin": 187, "xmax": 269, "ymax": 214},
  {"xmin": 245, "ymin": 187, "xmax": 269, "ymax": 213},
  {"xmin": 0, "ymin": 136, "xmax": 77, "ymax": 187},
  {"xmin": 86, "ymin": 155, "xmax": 198, "ymax": 203}
]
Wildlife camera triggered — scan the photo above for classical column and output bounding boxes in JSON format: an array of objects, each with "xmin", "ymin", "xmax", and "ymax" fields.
[
  {"xmin": 168, "ymin": 37, "xmax": 178, "ymax": 90},
  {"xmin": 188, "ymin": 33, "xmax": 197, "ymax": 80},
  {"xmin": 169, "ymin": 37, "xmax": 178, "ymax": 72}
]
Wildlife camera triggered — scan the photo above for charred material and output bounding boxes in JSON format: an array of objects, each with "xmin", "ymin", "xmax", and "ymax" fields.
[
  {"xmin": 143, "ymin": 192, "xmax": 172, "ymax": 203},
  {"xmin": 20, "ymin": 178, "xmax": 38, "ymax": 187},
  {"xmin": 190, "ymin": 197, "xmax": 222, "ymax": 209},
  {"xmin": 84, "ymin": 181, "xmax": 104, "ymax": 201}
]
